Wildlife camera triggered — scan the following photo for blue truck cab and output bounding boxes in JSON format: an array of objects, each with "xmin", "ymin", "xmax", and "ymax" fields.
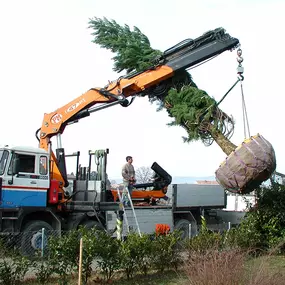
[{"xmin": 0, "ymin": 146, "xmax": 50, "ymax": 208}]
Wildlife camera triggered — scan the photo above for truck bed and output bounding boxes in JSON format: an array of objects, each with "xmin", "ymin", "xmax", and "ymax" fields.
[{"xmin": 169, "ymin": 183, "xmax": 226, "ymax": 209}]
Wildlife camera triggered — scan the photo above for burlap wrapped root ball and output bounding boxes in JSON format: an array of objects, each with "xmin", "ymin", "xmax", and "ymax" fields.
[{"xmin": 215, "ymin": 134, "xmax": 276, "ymax": 194}]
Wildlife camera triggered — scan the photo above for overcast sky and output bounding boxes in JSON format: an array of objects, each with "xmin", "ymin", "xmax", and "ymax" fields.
[{"xmin": 0, "ymin": 0, "xmax": 284, "ymax": 180}]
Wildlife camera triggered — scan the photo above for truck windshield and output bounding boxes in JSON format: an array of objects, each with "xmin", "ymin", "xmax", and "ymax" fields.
[{"xmin": 0, "ymin": 150, "xmax": 9, "ymax": 175}]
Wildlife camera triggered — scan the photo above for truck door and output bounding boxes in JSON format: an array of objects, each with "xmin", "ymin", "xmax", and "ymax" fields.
[{"xmin": 5, "ymin": 153, "xmax": 47, "ymax": 208}]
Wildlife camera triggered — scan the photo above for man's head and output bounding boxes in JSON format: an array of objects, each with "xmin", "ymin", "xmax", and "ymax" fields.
[{"xmin": 126, "ymin": 156, "xmax": 133, "ymax": 164}]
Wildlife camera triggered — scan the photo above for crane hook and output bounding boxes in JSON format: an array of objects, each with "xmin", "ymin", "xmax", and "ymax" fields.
[{"xmin": 237, "ymin": 48, "xmax": 244, "ymax": 81}]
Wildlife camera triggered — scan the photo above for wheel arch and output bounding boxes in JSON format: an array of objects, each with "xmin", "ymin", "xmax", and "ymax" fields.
[{"xmin": 17, "ymin": 209, "xmax": 60, "ymax": 231}]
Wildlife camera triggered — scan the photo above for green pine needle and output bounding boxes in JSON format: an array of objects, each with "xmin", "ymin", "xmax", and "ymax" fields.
[{"xmin": 88, "ymin": 17, "xmax": 162, "ymax": 73}]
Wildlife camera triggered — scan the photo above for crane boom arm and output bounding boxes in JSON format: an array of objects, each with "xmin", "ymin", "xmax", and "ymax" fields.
[{"xmin": 39, "ymin": 64, "xmax": 174, "ymax": 149}]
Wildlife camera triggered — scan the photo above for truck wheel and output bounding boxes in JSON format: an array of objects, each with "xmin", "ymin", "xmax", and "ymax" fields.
[
  {"xmin": 20, "ymin": 220, "xmax": 53, "ymax": 257},
  {"xmin": 174, "ymin": 219, "xmax": 192, "ymax": 240}
]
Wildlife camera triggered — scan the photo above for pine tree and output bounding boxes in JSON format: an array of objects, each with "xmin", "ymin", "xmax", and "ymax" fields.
[{"xmin": 88, "ymin": 17, "xmax": 276, "ymax": 194}]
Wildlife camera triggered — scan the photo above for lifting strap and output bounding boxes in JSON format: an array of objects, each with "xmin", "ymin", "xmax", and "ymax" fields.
[
  {"xmin": 216, "ymin": 78, "xmax": 241, "ymax": 107},
  {"xmin": 241, "ymin": 80, "xmax": 251, "ymax": 139}
]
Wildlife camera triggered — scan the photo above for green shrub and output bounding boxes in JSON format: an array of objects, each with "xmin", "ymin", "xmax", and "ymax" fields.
[
  {"xmin": 184, "ymin": 216, "xmax": 223, "ymax": 255},
  {"xmin": 48, "ymin": 230, "xmax": 79, "ymax": 285},
  {"xmin": 221, "ymin": 227, "xmax": 241, "ymax": 249},
  {"xmin": 230, "ymin": 212, "xmax": 285, "ymax": 253},
  {"xmin": 135, "ymin": 234, "xmax": 153, "ymax": 276},
  {"xmin": 77, "ymin": 226, "xmax": 100, "ymax": 285},
  {"xmin": 207, "ymin": 184, "xmax": 285, "ymax": 254},
  {"xmin": 94, "ymin": 230, "xmax": 121, "ymax": 281},
  {"xmin": 151, "ymin": 230, "xmax": 182, "ymax": 272},
  {"xmin": 119, "ymin": 232, "xmax": 153, "ymax": 279},
  {"xmin": 33, "ymin": 259, "xmax": 53, "ymax": 285},
  {"xmin": 239, "ymin": 183, "xmax": 285, "ymax": 252},
  {"xmin": 0, "ymin": 256, "xmax": 30, "ymax": 285}
]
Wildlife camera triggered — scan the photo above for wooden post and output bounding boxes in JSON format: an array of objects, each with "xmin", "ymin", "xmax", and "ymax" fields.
[{"xmin": 78, "ymin": 238, "xmax": 83, "ymax": 285}]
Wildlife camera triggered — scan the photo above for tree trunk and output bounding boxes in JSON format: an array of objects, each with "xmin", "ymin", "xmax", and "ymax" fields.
[{"xmin": 209, "ymin": 125, "xmax": 237, "ymax": 156}]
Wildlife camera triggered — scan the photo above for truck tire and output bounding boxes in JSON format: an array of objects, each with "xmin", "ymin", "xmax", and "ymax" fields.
[
  {"xmin": 174, "ymin": 219, "xmax": 192, "ymax": 240},
  {"xmin": 20, "ymin": 220, "xmax": 53, "ymax": 257}
]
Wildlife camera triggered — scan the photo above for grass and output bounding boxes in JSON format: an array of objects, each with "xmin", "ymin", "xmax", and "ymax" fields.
[
  {"xmin": 23, "ymin": 270, "xmax": 185, "ymax": 285},
  {"xmin": 109, "ymin": 271, "xmax": 185, "ymax": 285}
]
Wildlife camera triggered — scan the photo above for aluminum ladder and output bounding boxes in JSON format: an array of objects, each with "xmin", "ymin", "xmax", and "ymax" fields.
[{"xmin": 116, "ymin": 187, "xmax": 141, "ymax": 237}]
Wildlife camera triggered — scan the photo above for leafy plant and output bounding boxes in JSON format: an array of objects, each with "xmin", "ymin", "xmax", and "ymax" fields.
[
  {"xmin": 226, "ymin": 184, "xmax": 285, "ymax": 252},
  {"xmin": 136, "ymin": 234, "xmax": 154, "ymax": 276},
  {"xmin": 33, "ymin": 259, "xmax": 53, "ymax": 285},
  {"xmin": 48, "ymin": 230, "xmax": 79, "ymax": 285},
  {"xmin": 0, "ymin": 256, "xmax": 30, "ymax": 285},
  {"xmin": 184, "ymin": 216, "xmax": 223, "ymax": 256},
  {"xmin": 77, "ymin": 226, "xmax": 99, "ymax": 285},
  {"xmin": 151, "ymin": 230, "xmax": 182, "ymax": 272},
  {"xmin": 94, "ymin": 230, "xmax": 122, "ymax": 281},
  {"xmin": 119, "ymin": 232, "xmax": 153, "ymax": 279}
]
